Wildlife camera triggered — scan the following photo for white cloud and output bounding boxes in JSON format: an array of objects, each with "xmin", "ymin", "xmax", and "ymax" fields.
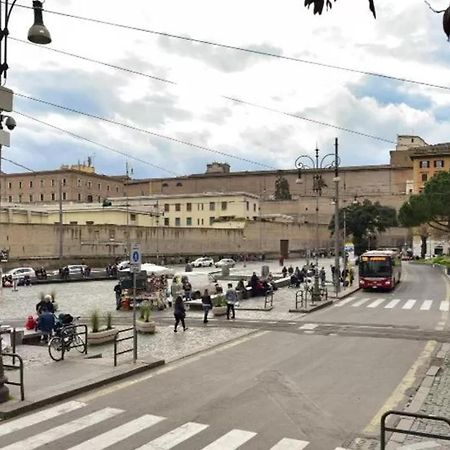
[{"xmin": 2, "ymin": 0, "xmax": 450, "ymax": 178}]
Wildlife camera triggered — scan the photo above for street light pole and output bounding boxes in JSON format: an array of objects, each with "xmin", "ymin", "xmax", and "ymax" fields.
[
  {"xmin": 333, "ymin": 138, "xmax": 341, "ymax": 295},
  {"xmin": 295, "ymin": 140, "xmax": 340, "ymax": 303}
]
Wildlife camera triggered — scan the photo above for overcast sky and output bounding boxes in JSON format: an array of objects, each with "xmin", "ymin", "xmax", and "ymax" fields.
[{"xmin": 2, "ymin": 0, "xmax": 450, "ymax": 179}]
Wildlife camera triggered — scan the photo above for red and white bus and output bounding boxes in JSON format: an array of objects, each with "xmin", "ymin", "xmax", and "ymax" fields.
[{"xmin": 358, "ymin": 250, "xmax": 402, "ymax": 291}]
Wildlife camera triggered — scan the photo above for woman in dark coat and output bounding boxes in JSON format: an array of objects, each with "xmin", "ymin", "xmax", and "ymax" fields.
[{"xmin": 174, "ymin": 296, "xmax": 188, "ymax": 332}]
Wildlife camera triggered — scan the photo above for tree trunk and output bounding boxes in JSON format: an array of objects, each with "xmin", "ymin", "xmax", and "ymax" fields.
[{"xmin": 420, "ymin": 235, "xmax": 427, "ymax": 259}]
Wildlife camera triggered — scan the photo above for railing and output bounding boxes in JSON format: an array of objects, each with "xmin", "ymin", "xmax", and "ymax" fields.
[
  {"xmin": 114, "ymin": 327, "xmax": 135, "ymax": 367},
  {"xmin": 295, "ymin": 286, "xmax": 328, "ymax": 309},
  {"xmin": 380, "ymin": 410, "xmax": 450, "ymax": 449},
  {"xmin": 264, "ymin": 290, "xmax": 273, "ymax": 309},
  {"xmin": 61, "ymin": 324, "xmax": 88, "ymax": 361},
  {"xmin": 1, "ymin": 352, "xmax": 24, "ymax": 401}
]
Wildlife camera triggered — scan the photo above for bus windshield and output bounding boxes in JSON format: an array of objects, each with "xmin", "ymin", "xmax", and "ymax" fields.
[{"xmin": 359, "ymin": 257, "xmax": 391, "ymax": 278}]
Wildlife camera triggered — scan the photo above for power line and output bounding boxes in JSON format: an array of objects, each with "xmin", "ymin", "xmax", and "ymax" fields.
[
  {"xmin": 15, "ymin": 111, "xmax": 180, "ymax": 176},
  {"xmin": 7, "ymin": 1, "xmax": 450, "ymax": 93},
  {"xmin": 1, "ymin": 156, "xmax": 35, "ymax": 172},
  {"xmin": 15, "ymin": 93, "xmax": 278, "ymax": 170},
  {"xmin": 11, "ymin": 37, "xmax": 394, "ymax": 144}
]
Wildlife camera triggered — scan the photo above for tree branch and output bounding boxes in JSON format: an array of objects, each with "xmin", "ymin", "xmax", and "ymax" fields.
[
  {"xmin": 427, "ymin": 222, "xmax": 449, "ymax": 232},
  {"xmin": 424, "ymin": 0, "xmax": 446, "ymax": 13}
]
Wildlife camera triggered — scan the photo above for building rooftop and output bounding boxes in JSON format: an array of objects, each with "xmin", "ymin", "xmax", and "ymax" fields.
[{"xmin": 410, "ymin": 143, "xmax": 450, "ymax": 157}]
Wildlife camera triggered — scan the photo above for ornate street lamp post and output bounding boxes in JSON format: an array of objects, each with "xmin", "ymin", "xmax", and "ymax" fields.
[
  {"xmin": 0, "ymin": 0, "xmax": 52, "ymax": 404},
  {"xmin": 295, "ymin": 142, "xmax": 340, "ymax": 302}
]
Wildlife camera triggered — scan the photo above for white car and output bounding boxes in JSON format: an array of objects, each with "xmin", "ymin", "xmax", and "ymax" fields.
[
  {"xmin": 215, "ymin": 258, "xmax": 236, "ymax": 268},
  {"xmin": 119, "ymin": 262, "xmax": 174, "ymax": 277},
  {"xmin": 191, "ymin": 257, "xmax": 214, "ymax": 268},
  {"xmin": 4, "ymin": 267, "xmax": 36, "ymax": 280}
]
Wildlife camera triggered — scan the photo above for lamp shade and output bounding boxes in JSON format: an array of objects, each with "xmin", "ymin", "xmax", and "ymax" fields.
[{"xmin": 28, "ymin": 1, "xmax": 51, "ymax": 45}]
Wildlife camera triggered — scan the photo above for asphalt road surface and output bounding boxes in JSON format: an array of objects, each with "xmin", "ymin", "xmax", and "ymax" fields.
[{"xmin": 1, "ymin": 262, "xmax": 448, "ymax": 450}]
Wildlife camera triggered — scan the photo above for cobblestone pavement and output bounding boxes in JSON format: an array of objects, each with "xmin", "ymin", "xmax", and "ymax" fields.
[{"xmin": 3, "ymin": 325, "xmax": 256, "ymax": 368}]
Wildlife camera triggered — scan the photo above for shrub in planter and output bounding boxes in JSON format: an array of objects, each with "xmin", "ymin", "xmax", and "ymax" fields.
[
  {"xmin": 213, "ymin": 294, "xmax": 227, "ymax": 316},
  {"xmin": 87, "ymin": 310, "xmax": 117, "ymax": 345},
  {"xmin": 137, "ymin": 301, "xmax": 156, "ymax": 334}
]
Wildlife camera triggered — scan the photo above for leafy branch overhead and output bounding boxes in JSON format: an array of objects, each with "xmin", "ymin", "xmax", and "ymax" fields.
[{"xmin": 304, "ymin": 0, "xmax": 376, "ymax": 18}]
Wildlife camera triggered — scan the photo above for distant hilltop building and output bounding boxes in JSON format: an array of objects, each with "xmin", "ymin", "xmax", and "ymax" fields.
[{"xmin": 206, "ymin": 162, "xmax": 230, "ymax": 174}]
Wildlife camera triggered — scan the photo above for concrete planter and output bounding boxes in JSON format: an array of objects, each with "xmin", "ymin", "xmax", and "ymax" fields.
[
  {"xmin": 87, "ymin": 328, "xmax": 118, "ymax": 345},
  {"xmin": 213, "ymin": 306, "xmax": 227, "ymax": 316},
  {"xmin": 136, "ymin": 320, "xmax": 156, "ymax": 334}
]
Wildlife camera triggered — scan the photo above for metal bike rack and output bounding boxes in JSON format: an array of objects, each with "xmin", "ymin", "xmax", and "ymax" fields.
[
  {"xmin": 114, "ymin": 327, "xmax": 135, "ymax": 367},
  {"xmin": 264, "ymin": 290, "xmax": 274, "ymax": 309},
  {"xmin": 1, "ymin": 352, "xmax": 24, "ymax": 401},
  {"xmin": 60, "ymin": 324, "xmax": 88, "ymax": 361},
  {"xmin": 381, "ymin": 410, "xmax": 450, "ymax": 449},
  {"xmin": 295, "ymin": 289, "xmax": 307, "ymax": 309}
]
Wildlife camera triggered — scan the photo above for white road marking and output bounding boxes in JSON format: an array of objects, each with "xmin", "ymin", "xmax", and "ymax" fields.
[
  {"xmin": 1, "ymin": 408, "xmax": 123, "ymax": 450},
  {"xmin": 298, "ymin": 323, "xmax": 319, "ymax": 330},
  {"xmin": 352, "ymin": 298, "xmax": 370, "ymax": 307},
  {"xmin": 397, "ymin": 441, "xmax": 441, "ymax": 449},
  {"xmin": 420, "ymin": 300, "xmax": 433, "ymax": 311},
  {"xmin": 270, "ymin": 437, "xmax": 310, "ymax": 449},
  {"xmin": 385, "ymin": 299, "xmax": 401, "ymax": 309},
  {"xmin": 335, "ymin": 297, "xmax": 355, "ymax": 307},
  {"xmin": 67, "ymin": 414, "xmax": 164, "ymax": 450},
  {"xmin": 136, "ymin": 422, "xmax": 208, "ymax": 449},
  {"xmin": 202, "ymin": 429, "xmax": 257, "ymax": 449},
  {"xmin": 367, "ymin": 298, "xmax": 385, "ymax": 308},
  {"xmin": 0, "ymin": 401, "xmax": 85, "ymax": 438},
  {"xmin": 402, "ymin": 300, "xmax": 416, "ymax": 310},
  {"xmin": 440, "ymin": 301, "xmax": 449, "ymax": 312}
]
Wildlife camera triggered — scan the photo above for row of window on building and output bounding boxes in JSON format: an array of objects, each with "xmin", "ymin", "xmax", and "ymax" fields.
[
  {"xmin": 164, "ymin": 217, "xmax": 212, "ymax": 226},
  {"xmin": 6, "ymin": 179, "xmax": 120, "ymax": 192},
  {"xmin": 7, "ymin": 193, "xmax": 105, "ymax": 203},
  {"xmin": 163, "ymin": 201, "xmax": 257, "ymax": 212},
  {"xmin": 419, "ymin": 160, "xmax": 445, "ymax": 169}
]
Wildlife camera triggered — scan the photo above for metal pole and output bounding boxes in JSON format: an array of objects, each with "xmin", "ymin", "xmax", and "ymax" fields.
[
  {"xmin": 58, "ymin": 178, "xmax": 63, "ymax": 260},
  {"xmin": 312, "ymin": 147, "xmax": 321, "ymax": 303},
  {"xmin": 132, "ymin": 271, "xmax": 137, "ymax": 363},
  {"xmin": 333, "ymin": 137, "xmax": 341, "ymax": 295},
  {"xmin": 343, "ymin": 209, "xmax": 347, "ymax": 269},
  {"xmin": 0, "ymin": 143, "xmax": 3, "ymax": 301},
  {"xmin": 0, "ymin": 333, "xmax": 9, "ymax": 403}
]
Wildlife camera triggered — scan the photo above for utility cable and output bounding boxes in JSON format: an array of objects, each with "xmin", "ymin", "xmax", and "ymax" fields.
[
  {"xmin": 15, "ymin": 93, "xmax": 278, "ymax": 170},
  {"xmin": 6, "ymin": 1, "xmax": 450, "ymax": 93},
  {"xmin": 15, "ymin": 111, "xmax": 180, "ymax": 176},
  {"xmin": 1, "ymin": 156, "xmax": 34, "ymax": 172},
  {"xmin": 11, "ymin": 37, "xmax": 394, "ymax": 144}
]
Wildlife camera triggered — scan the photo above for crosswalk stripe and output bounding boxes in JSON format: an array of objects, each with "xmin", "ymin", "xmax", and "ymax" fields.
[
  {"xmin": 385, "ymin": 299, "xmax": 401, "ymax": 309},
  {"xmin": 367, "ymin": 298, "xmax": 385, "ymax": 308},
  {"xmin": 270, "ymin": 437, "xmax": 310, "ymax": 449},
  {"xmin": 299, "ymin": 323, "xmax": 318, "ymax": 330},
  {"xmin": 1, "ymin": 408, "xmax": 123, "ymax": 450},
  {"xmin": 202, "ymin": 429, "xmax": 257, "ymax": 449},
  {"xmin": 440, "ymin": 301, "xmax": 450, "ymax": 312},
  {"xmin": 0, "ymin": 401, "xmax": 85, "ymax": 438},
  {"xmin": 420, "ymin": 300, "xmax": 433, "ymax": 311},
  {"xmin": 403, "ymin": 300, "xmax": 416, "ymax": 310},
  {"xmin": 335, "ymin": 297, "xmax": 355, "ymax": 307},
  {"xmin": 67, "ymin": 414, "xmax": 165, "ymax": 450},
  {"xmin": 136, "ymin": 422, "xmax": 208, "ymax": 449},
  {"xmin": 352, "ymin": 298, "xmax": 370, "ymax": 307}
]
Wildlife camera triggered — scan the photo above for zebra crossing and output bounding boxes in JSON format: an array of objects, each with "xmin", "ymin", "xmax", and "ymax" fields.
[
  {"xmin": 335, "ymin": 296, "xmax": 450, "ymax": 312},
  {"xmin": 0, "ymin": 400, "xmax": 350, "ymax": 450}
]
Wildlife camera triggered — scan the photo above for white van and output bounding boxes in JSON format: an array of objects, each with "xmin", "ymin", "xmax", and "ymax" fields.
[{"xmin": 172, "ymin": 271, "xmax": 218, "ymax": 299}]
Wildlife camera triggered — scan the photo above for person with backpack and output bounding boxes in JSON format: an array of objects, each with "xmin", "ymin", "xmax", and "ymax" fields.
[{"xmin": 201, "ymin": 289, "xmax": 213, "ymax": 324}]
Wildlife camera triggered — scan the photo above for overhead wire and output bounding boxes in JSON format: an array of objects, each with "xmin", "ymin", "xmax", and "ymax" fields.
[
  {"xmin": 15, "ymin": 93, "xmax": 278, "ymax": 170},
  {"xmin": 1, "ymin": 156, "xmax": 35, "ymax": 172},
  {"xmin": 10, "ymin": 37, "xmax": 394, "ymax": 144},
  {"xmin": 15, "ymin": 111, "xmax": 181, "ymax": 176},
  {"xmin": 7, "ymin": 1, "xmax": 450, "ymax": 93}
]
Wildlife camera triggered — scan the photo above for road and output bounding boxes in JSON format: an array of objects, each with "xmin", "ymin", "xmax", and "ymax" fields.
[{"xmin": 0, "ymin": 263, "xmax": 448, "ymax": 450}]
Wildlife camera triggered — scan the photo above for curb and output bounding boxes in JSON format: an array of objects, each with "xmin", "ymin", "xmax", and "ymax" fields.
[
  {"xmin": 0, "ymin": 358, "xmax": 165, "ymax": 420},
  {"xmin": 329, "ymin": 286, "xmax": 361, "ymax": 301},
  {"xmin": 289, "ymin": 300, "xmax": 333, "ymax": 313}
]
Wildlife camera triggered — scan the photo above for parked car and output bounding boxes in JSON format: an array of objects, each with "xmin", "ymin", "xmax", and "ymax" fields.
[
  {"xmin": 215, "ymin": 258, "xmax": 236, "ymax": 268},
  {"xmin": 3, "ymin": 267, "xmax": 36, "ymax": 280},
  {"xmin": 172, "ymin": 271, "xmax": 218, "ymax": 299},
  {"xmin": 191, "ymin": 257, "xmax": 214, "ymax": 267}
]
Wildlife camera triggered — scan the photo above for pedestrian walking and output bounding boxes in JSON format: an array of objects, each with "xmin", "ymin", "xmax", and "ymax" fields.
[
  {"xmin": 114, "ymin": 282, "xmax": 122, "ymax": 310},
  {"xmin": 225, "ymin": 283, "xmax": 237, "ymax": 320},
  {"xmin": 319, "ymin": 267, "xmax": 326, "ymax": 287},
  {"xmin": 173, "ymin": 296, "xmax": 187, "ymax": 332},
  {"xmin": 183, "ymin": 278, "xmax": 192, "ymax": 301},
  {"xmin": 201, "ymin": 289, "xmax": 213, "ymax": 323},
  {"xmin": 349, "ymin": 267, "xmax": 355, "ymax": 286}
]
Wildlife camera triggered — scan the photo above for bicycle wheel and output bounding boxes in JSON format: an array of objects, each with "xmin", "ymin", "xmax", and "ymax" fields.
[
  {"xmin": 48, "ymin": 336, "xmax": 63, "ymax": 361},
  {"xmin": 73, "ymin": 333, "xmax": 86, "ymax": 353}
]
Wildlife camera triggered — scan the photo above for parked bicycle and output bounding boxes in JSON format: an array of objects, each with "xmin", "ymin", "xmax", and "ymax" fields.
[{"xmin": 48, "ymin": 315, "xmax": 86, "ymax": 361}]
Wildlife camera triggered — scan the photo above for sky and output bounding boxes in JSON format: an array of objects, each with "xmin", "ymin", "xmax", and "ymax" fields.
[{"xmin": 2, "ymin": 0, "xmax": 450, "ymax": 179}]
